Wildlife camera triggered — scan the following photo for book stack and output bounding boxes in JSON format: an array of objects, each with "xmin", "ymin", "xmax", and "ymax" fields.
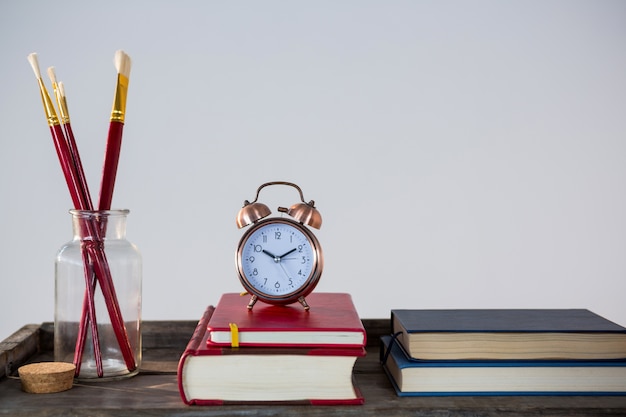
[
  {"xmin": 382, "ymin": 309, "xmax": 626, "ymax": 396},
  {"xmin": 178, "ymin": 292, "xmax": 367, "ymax": 405}
]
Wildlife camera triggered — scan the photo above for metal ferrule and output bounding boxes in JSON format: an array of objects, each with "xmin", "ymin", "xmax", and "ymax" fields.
[
  {"xmin": 59, "ymin": 95, "xmax": 70, "ymax": 124},
  {"xmin": 110, "ymin": 73, "xmax": 129, "ymax": 123},
  {"xmin": 38, "ymin": 78, "xmax": 60, "ymax": 127},
  {"xmin": 51, "ymin": 83, "xmax": 70, "ymax": 124}
]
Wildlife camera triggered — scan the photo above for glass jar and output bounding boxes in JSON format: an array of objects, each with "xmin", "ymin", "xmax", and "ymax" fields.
[{"xmin": 55, "ymin": 209, "xmax": 142, "ymax": 380}]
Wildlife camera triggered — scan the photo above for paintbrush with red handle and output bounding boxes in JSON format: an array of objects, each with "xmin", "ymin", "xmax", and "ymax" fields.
[
  {"xmin": 99, "ymin": 50, "xmax": 131, "ymax": 211},
  {"xmin": 47, "ymin": 66, "xmax": 103, "ymax": 377}
]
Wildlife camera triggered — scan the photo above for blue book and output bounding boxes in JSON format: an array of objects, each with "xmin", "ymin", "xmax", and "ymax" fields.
[
  {"xmin": 381, "ymin": 335, "xmax": 626, "ymax": 396},
  {"xmin": 391, "ymin": 309, "xmax": 626, "ymax": 361}
]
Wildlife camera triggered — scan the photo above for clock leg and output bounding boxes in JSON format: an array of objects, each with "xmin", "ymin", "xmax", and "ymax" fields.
[
  {"xmin": 298, "ymin": 296, "xmax": 310, "ymax": 311},
  {"xmin": 246, "ymin": 295, "xmax": 258, "ymax": 310}
]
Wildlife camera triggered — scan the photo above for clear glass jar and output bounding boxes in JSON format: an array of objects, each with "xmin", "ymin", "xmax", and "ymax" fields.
[{"xmin": 55, "ymin": 209, "xmax": 142, "ymax": 380}]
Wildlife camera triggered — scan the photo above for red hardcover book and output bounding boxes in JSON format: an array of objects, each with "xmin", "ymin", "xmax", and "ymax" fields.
[
  {"xmin": 206, "ymin": 292, "xmax": 367, "ymax": 348},
  {"xmin": 177, "ymin": 304, "xmax": 365, "ymax": 405}
]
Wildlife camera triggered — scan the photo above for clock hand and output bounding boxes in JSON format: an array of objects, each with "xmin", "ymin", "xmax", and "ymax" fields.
[
  {"xmin": 278, "ymin": 248, "xmax": 297, "ymax": 259},
  {"xmin": 262, "ymin": 249, "xmax": 279, "ymax": 261},
  {"xmin": 279, "ymin": 263, "xmax": 292, "ymax": 280}
]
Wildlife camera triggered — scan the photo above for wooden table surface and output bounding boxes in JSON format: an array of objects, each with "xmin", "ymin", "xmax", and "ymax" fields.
[{"xmin": 1, "ymin": 319, "xmax": 626, "ymax": 417}]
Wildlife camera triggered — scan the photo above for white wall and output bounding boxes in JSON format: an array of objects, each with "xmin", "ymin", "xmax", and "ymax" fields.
[{"xmin": 1, "ymin": 1, "xmax": 625, "ymax": 341}]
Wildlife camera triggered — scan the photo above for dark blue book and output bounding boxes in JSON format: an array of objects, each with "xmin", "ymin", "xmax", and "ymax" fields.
[
  {"xmin": 391, "ymin": 309, "xmax": 626, "ymax": 361},
  {"xmin": 381, "ymin": 335, "xmax": 626, "ymax": 396}
]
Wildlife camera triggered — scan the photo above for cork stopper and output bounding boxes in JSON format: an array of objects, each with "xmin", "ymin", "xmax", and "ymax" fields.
[{"xmin": 18, "ymin": 362, "xmax": 75, "ymax": 394}]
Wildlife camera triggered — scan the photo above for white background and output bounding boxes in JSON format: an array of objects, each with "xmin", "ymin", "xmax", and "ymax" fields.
[{"xmin": 1, "ymin": 1, "xmax": 625, "ymax": 341}]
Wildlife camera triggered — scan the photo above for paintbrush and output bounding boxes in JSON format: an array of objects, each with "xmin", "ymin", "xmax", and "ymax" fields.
[
  {"xmin": 47, "ymin": 66, "xmax": 103, "ymax": 377},
  {"xmin": 99, "ymin": 50, "xmax": 131, "ymax": 211}
]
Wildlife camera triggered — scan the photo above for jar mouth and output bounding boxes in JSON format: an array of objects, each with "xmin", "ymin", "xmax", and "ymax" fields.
[{"xmin": 69, "ymin": 209, "xmax": 130, "ymax": 218}]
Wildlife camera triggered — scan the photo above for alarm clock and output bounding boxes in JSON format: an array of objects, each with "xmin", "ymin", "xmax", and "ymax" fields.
[{"xmin": 235, "ymin": 181, "xmax": 323, "ymax": 310}]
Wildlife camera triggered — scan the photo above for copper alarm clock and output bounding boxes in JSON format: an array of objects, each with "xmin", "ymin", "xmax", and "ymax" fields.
[{"xmin": 235, "ymin": 181, "xmax": 323, "ymax": 310}]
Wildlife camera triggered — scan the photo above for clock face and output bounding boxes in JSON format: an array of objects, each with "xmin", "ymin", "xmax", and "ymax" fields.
[{"xmin": 236, "ymin": 218, "xmax": 322, "ymax": 303}]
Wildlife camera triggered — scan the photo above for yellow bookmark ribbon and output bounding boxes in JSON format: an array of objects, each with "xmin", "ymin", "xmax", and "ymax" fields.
[{"xmin": 229, "ymin": 323, "xmax": 239, "ymax": 347}]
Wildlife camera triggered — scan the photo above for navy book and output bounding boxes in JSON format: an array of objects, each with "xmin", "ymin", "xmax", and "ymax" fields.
[
  {"xmin": 391, "ymin": 309, "xmax": 626, "ymax": 361},
  {"xmin": 381, "ymin": 335, "xmax": 626, "ymax": 396}
]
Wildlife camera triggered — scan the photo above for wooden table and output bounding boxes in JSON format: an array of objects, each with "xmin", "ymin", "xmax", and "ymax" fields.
[{"xmin": 1, "ymin": 319, "xmax": 626, "ymax": 416}]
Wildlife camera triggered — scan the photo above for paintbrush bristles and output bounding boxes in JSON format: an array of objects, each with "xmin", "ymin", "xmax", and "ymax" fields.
[
  {"xmin": 114, "ymin": 50, "xmax": 132, "ymax": 78},
  {"xmin": 59, "ymin": 82, "xmax": 66, "ymax": 98},
  {"xmin": 27, "ymin": 53, "xmax": 42, "ymax": 79},
  {"xmin": 47, "ymin": 66, "xmax": 70, "ymax": 123},
  {"xmin": 27, "ymin": 52, "xmax": 60, "ymax": 126},
  {"xmin": 47, "ymin": 66, "xmax": 58, "ymax": 85}
]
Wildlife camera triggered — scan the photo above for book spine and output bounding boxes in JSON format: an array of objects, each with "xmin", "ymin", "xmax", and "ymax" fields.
[{"xmin": 177, "ymin": 305, "xmax": 215, "ymax": 405}]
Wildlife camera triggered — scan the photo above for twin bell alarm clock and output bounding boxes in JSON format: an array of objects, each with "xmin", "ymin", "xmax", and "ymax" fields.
[{"xmin": 235, "ymin": 181, "xmax": 323, "ymax": 310}]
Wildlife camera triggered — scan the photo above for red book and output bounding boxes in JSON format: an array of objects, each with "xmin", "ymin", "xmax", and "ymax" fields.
[
  {"xmin": 206, "ymin": 292, "xmax": 367, "ymax": 348},
  {"xmin": 177, "ymin": 304, "xmax": 365, "ymax": 405}
]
